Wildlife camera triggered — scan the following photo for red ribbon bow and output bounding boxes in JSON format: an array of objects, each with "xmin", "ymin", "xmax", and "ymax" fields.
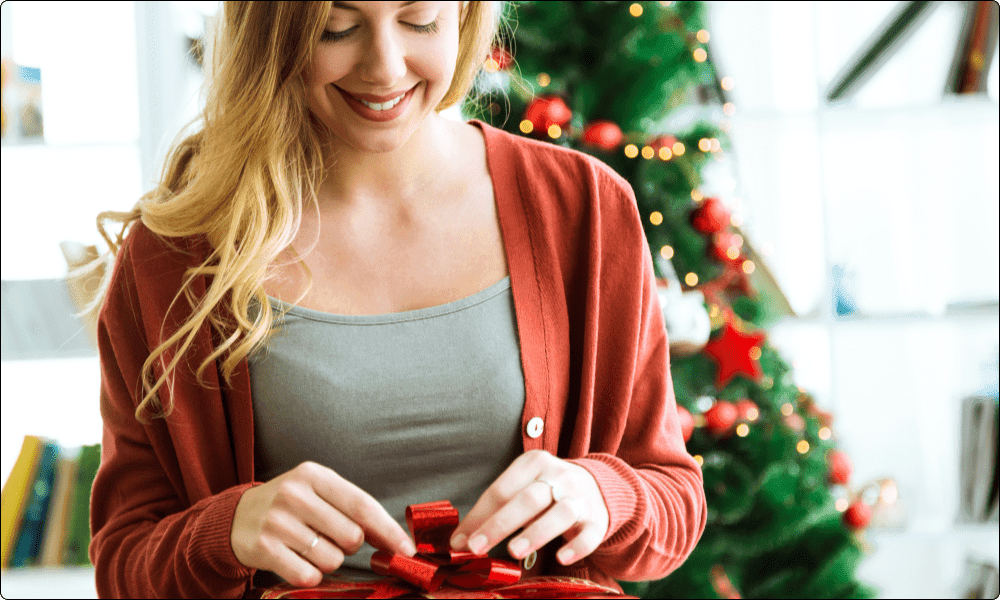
[{"xmin": 370, "ymin": 500, "xmax": 522, "ymax": 593}]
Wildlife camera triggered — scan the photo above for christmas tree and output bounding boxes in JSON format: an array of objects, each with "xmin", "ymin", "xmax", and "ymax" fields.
[{"xmin": 464, "ymin": 2, "xmax": 880, "ymax": 598}]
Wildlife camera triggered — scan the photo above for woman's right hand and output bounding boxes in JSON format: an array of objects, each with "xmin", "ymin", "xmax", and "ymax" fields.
[{"xmin": 230, "ymin": 461, "xmax": 417, "ymax": 587}]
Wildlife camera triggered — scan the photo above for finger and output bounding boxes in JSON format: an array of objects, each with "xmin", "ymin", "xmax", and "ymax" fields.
[
  {"xmin": 305, "ymin": 464, "xmax": 416, "ymax": 556},
  {"xmin": 463, "ymin": 479, "xmax": 555, "ymax": 557},
  {"xmin": 269, "ymin": 539, "xmax": 324, "ymax": 589},
  {"xmin": 299, "ymin": 533, "xmax": 346, "ymax": 575},
  {"xmin": 291, "ymin": 488, "xmax": 366, "ymax": 556},
  {"xmin": 506, "ymin": 496, "xmax": 587, "ymax": 561},
  {"xmin": 451, "ymin": 452, "xmax": 549, "ymax": 549},
  {"xmin": 554, "ymin": 520, "xmax": 607, "ymax": 566}
]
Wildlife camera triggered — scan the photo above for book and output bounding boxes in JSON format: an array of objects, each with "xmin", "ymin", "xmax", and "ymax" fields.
[
  {"xmin": 10, "ymin": 441, "xmax": 60, "ymax": 567},
  {"xmin": 63, "ymin": 444, "xmax": 101, "ymax": 565},
  {"xmin": 1, "ymin": 435, "xmax": 44, "ymax": 567},
  {"xmin": 39, "ymin": 454, "xmax": 78, "ymax": 566}
]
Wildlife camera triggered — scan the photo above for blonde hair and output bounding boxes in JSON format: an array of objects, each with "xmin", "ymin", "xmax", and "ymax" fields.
[{"xmin": 92, "ymin": 1, "xmax": 502, "ymax": 422}]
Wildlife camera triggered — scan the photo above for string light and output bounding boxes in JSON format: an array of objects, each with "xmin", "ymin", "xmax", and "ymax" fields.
[
  {"xmin": 698, "ymin": 138, "xmax": 712, "ymax": 152},
  {"xmin": 797, "ymin": 440, "xmax": 810, "ymax": 454},
  {"xmin": 624, "ymin": 144, "xmax": 639, "ymax": 158},
  {"xmin": 693, "ymin": 48, "xmax": 707, "ymax": 62},
  {"xmin": 685, "ymin": 272, "xmax": 699, "ymax": 286},
  {"xmin": 696, "ymin": 29, "xmax": 710, "ymax": 43},
  {"xmin": 721, "ymin": 76, "xmax": 734, "ymax": 90},
  {"xmin": 761, "ymin": 376, "xmax": 773, "ymax": 389},
  {"xmin": 547, "ymin": 124, "xmax": 562, "ymax": 138},
  {"xmin": 730, "ymin": 214, "xmax": 743, "ymax": 227},
  {"xmin": 658, "ymin": 147, "xmax": 672, "ymax": 160},
  {"xmin": 742, "ymin": 260, "xmax": 755, "ymax": 274},
  {"xmin": 691, "ymin": 189, "xmax": 703, "ymax": 202},
  {"xmin": 693, "ymin": 454, "xmax": 703, "ymax": 466},
  {"xmin": 818, "ymin": 427, "xmax": 832, "ymax": 440},
  {"xmin": 660, "ymin": 245, "xmax": 674, "ymax": 259},
  {"xmin": 736, "ymin": 423, "xmax": 749, "ymax": 437},
  {"xmin": 781, "ymin": 403, "xmax": 794, "ymax": 416},
  {"xmin": 629, "ymin": 3, "xmax": 643, "ymax": 17},
  {"xmin": 484, "ymin": 57, "xmax": 500, "ymax": 72},
  {"xmin": 748, "ymin": 347, "xmax": 762, "ymax": 361},
  {"xmin": 519, "ymin": 120, "xmax": 534, "ymax": 134},
  {"xmin": 710, "ymin": 138, "xmax": 721, "ymax": 152},
  {"xmin": 537, "ymin": 72, "xmax": 551, "ymax": 87},
  {"xmin": 726, "ymin": 246, "xmax": 740, "ymax": 260},
  {"xmin": 641, "ymin": 146, "xmax": 654, "ymax": 159},
  {"xmin": 744, "ymin": 406, "xmax": 759, "ymax": 421},
  {"xmin": 723, "ymin": 102, "xmax": 736, "ymax": 116},
  {"xmin": 650, "ymin": 211, "xmax": 664, "ymax": 225},
  {"xmin": 672, "ymin": 141, "xmax": 686, "ymax": 156},
  {"xmin": 835, "ymin": 498, "xmax": 849, "ymax": 512}
]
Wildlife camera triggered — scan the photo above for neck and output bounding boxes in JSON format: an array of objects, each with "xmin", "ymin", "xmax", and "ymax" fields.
[{"xmin": 316, "ymin": 112, "xmax": 459, "ymax": 211}]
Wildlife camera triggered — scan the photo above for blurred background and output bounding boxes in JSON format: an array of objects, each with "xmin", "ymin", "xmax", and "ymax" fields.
[{"xmin": 1, "ymin": 1, "xmax": 997, "ymax": 598}]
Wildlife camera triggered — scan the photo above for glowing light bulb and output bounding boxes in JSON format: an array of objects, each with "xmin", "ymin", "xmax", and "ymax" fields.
[
  {"xmin": 484, "ymin": 58, "xmax": 500, "ymax": 73},
  {"xmin": 547, "ymin": 124, "xmax": 561, "ymax": 138},
  {"xmin": 696, "ymin": 30, "xmax": 710, "ymax": 43},
  {"xmin": 658, "ymin": 147, "xmax": 672, "ymax": 160},
  {"xmin": 781, "ymin": 403, "xmax": 794, "ymax": 416},
  {"xmin": 693, "ymin": 48, "xmax": 707, "ymax": 62},
  {"xmin": 711, "ymin": 138, "xmax": 721, "ymax": 152},
  {"xmin": 660, "ymin": 245, "xmax": 674, "ymax": 259},
  {"xmin": 649, "ymin": 211, "xmax": 664, "ymax": 225},
  {"xmin": 742, "ymin": 260, "xmax": 755, "ymax": 274},
  {"xmin": 723, "ymin": 102, "xmax": 736, "ymax": 116},
  {"xmin": 736, "ymin": 423, "xmax": 749, "ymax": 437},
  {"xmin": 684, "ymin": 272, "xmax": 699, "ymax": 286},
  {"xmin": 698, "ymin": 138, "xmax": 712, "ymax": 152},
  {"xmin": 749, "ymin": 347, "xmax": 762, "ymax": 361},
  {"xmin": 519, "ymin": 120, "xmax": 534, "ymax": 134},
  {"xmin": 537, "ymin": 73, "xmax": 551, "ymax": 87},
  {"xmin": 835, "ymin": 498, "xmax": 849, "ymax": 512},
  {"xmin": 745, "ymin": 407, "xmax": 759, "ymax": 421},
  {"xmin": 691, "ymin": 189, "xmax": 703, "ymax": 202},
  {"xmin": 672, "ymin": 142, "xmax": 685, "ymax": 156},
  {"xmin": 726, "ymin": 246, "xmax": 740, "ymax": 260},
  {"xmin": 730, "ymin": 214, "xmax": 743, "ymax": 227},
  {"xmin": 624, "ymin": 144, "xmax": 639, "ymax": 158},
  {"xmin": 693, "ymin": 454, "xmax": 703, "ymax": 466},
  {"xmin": 629, "ymin": 3, "xmax": 643, "ymax": 17},
  {"xmin": 641, "ymin": 146, "xmax": 654, "ymax": 159},
  {"xmin": 818, "ymin": 427, "xmax": 832, "ymax": 440},
  {"xmin": 721, "ymin": 76, "xmax": 734, "ymax": 90},
  {"xmin": 797, "ymin": 440, "xmax": 810, "ymax": 454}
]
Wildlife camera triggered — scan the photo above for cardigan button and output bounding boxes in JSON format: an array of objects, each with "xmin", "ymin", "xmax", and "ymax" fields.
[{"xmin": 526, "ymin": 417, "xmax": 544, "ymax": 438}]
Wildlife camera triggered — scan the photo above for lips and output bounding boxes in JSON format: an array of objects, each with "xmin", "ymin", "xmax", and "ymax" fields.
[{"xmin": 334, "ymin": 84, "xmax": 418, "ymax": 122}]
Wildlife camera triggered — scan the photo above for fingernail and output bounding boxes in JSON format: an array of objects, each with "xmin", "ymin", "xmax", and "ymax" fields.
[
  {"xmin": 509, "ymin": 537, "xmax": 529, "ymax": 558},
  {"xmin": 557, "ymin": 547, "xmax": 575, "ymax": 565},
  {"xmin": 469, "ymin": 534, "xmax": 488, "ymax": 555},
  {"xmin": 450, "ymin": 533, "xmax": 467, "ymax": 550}
]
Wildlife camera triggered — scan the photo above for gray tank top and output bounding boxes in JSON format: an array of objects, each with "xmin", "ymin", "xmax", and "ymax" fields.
[{"xmin": 248, "ymin": 276, "xmax": 526, "ymax": 573}]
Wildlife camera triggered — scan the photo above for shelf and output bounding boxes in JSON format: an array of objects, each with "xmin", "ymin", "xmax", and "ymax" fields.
[{"xmin": 0, "ymin": 566, "xmax": 97, "ymax": 599}]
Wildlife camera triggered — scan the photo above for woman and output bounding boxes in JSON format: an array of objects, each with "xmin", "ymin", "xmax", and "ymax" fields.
[{"xmin": 89, "ymin": 2, "xmax": 706, "ymax": 598}]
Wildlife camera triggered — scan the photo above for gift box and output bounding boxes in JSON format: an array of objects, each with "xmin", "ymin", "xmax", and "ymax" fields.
[{"xmin": 253, "ymin": 500, "xmax": 636, "ymax": 599}]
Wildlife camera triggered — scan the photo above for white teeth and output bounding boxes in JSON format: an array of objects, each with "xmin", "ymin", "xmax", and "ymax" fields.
[{"xmin": 358, "ymin": 93, "xmax": 405, "ymax": 111}]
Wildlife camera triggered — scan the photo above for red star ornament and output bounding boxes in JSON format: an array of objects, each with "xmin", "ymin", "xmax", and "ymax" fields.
[{"xmin": 702, "ymin": 319, "xmax": 766, "ymax": 389}]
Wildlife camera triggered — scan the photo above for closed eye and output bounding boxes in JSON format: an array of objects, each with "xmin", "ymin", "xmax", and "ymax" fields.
[{"xmin": 321, "ymin": 20, "xmax": 438, "ymax": 43}]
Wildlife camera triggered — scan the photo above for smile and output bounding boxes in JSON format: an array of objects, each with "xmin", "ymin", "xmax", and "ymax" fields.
[{"xmin": 335, "ymin": 85, "xmax": 417, "ymax": 122}]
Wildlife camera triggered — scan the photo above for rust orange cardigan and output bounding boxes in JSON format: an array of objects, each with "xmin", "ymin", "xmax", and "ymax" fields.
[{"xmin": 90, "ymin": 120, "xmax": 706, "ymax": 598}]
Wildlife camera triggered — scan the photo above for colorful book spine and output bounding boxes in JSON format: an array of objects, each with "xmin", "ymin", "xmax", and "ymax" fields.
[
  {"xmin": 39, "ymin": 454, "xmax": 78, "ymax": 566},
  {"xmin": 10, "ymin": 441, "xmax": 60, "ymax": 567},
  {"xmin": 63, "ymin": 444, "xmax": 101, "ymax": 565},
  {"xmin": 1, "ymin": 435, "xmax": 44, "ymax": 567}
]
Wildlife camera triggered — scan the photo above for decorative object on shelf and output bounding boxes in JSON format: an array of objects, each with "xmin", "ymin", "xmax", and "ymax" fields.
[
  {"xmin": 1, "ymin": 59, "xmax": 44, "ymax": 143},
  {"xmin": 959, "ymin": 396, "xmax": 1000, "ymax": 523},
  {"xmin": 256, "ymin": 500, "xmax": 636, "ymax": 599}
]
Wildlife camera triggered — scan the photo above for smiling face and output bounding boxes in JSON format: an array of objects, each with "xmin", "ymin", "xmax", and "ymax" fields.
[{"xmin": 305, "ymin": 1, "xmax": 462, "ymax": 154}]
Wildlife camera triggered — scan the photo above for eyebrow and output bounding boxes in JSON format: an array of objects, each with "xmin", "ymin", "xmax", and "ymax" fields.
[{"xmin": 332, "ymin": 1, "xmax": 419, "ymax": 10}]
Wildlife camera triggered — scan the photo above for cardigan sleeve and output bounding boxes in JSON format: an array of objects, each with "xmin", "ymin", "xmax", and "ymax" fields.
[
  {"xmin": 89, "ymin": 227, "xmax": 258, "ymax": 598},
  {"xmin": 563, "ymin": 166, "xmax": 707, "ymax": 583}
]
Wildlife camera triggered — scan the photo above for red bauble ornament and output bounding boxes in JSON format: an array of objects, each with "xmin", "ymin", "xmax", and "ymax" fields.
[
  {"xmin": 690, "ymin": 197, "xmax": 731, "ymax": 234},
  {"xmin": 582, "ymin": 120, "xmax": 623, "ymax": 151},
  {"xmin": 710, "ymin": 231, "xmax": 743, "ymax": 264},
  {"xmin": 489, "ymin": 46, "xmax": 512, "ymax": 70},
  {"xmin": 677, "ymin": 405, "xmax": 695, "ymax": 443},
  {"xmin": 842, "ymin": 501, "xmax": 871, "ymax": 530},
  {"xmin": 701, "ymin": 319, "xmax": 766, "ymax": 389},
  {"xmin": 651, "ymin": 135, "xmax": 678, "ymax": 151},
  {"xmin": 523, "ymin": 96, "xmax": 572, "ymax": 133},
  {"xmin": 704, "ymin": 401, "xmax": 738, "ymax": 435},
  {"xmin": 828, "ymin": 449, "xmax": 853, "ymax": 485},
  {"xmin": 784, "ymin": 413, "xmax": 806, "ymax": 433},
  {"xmin": 735, "ymin": 399, "xmax": 759, "ymax": 422}
]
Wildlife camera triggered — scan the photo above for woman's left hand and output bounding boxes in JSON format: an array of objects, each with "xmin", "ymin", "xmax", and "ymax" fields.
[{"xmin": 449, "ymin": 450, "xmax": 610, "ymax": 566}]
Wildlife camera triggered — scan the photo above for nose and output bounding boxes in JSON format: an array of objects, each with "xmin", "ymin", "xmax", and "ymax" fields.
[{"xmin": 357, "ymin": 23, "xmax": 408, "ymax": 87}]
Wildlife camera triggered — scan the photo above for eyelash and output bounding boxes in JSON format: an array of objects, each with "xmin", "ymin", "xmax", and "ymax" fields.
[{"xmin": 321, "ymin": 21, "xmax": 438, "ymax": 43}]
